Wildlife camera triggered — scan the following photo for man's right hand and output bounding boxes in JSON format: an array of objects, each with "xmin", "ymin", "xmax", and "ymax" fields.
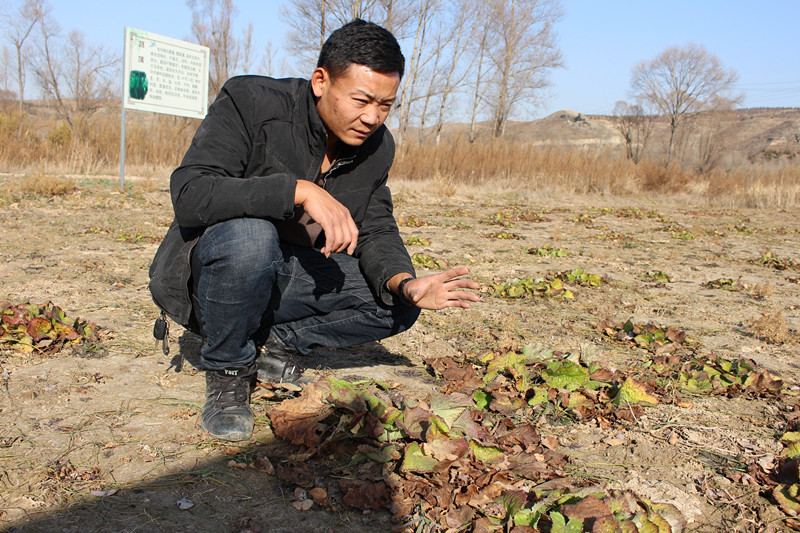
[{"xmin": 294, "ymin": 180, "xmax": 359, "ymax": 257}]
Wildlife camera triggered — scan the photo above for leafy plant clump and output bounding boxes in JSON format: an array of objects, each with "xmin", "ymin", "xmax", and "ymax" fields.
[
  {"xmin": 481, "ymin": 208, "xmax": 550, "ymax": 227},
  {"xmin": 0, "ymin": 301, "xmax": 100, "ymax": 355},
  {"xmin": 412, "ymin": 253, "xmax": 449, "ymax": 270},
  {"xmin": 403, "ymin": 236, "xmax": 430, "ymax": 246},
  {"xmin": 397, "ymin": 215, "xmax": 431, "ymax": 227},
  {"xmin": 640, "ymin": 270, "xmax": 672, "ymax": 283},
  {"xmin": 492, "ymin": 269, "xmax": 604, "ymax": 300},
  {"xmin": 526, "ymin": 245, "xmax": 570, "ymax": 257},
  {"xmin": 487, "ymin": 231, "xmax": 523, "ymax": 240},
  {"xmin": 595, "ymin": 318, "xmax": 695, "ymax": 355},
  {"xmin": 553, "ymin": 268, "xmax": 605, "ymax": 287},
  {"xmin": 702, "ymin": 277, "xmax": 746, "ymax": 292},
  {"xmin": 264, "ymin": 348, "xmax": 685, "ymax": 531},
  {"xmin": 492, "ymin": 277, "xmax": 575, "ymax": 300},
  {"xmin": 261, "ymin": 336, "xmax": 798, "ymax": 530},
  {"xmin": 754, "ymin": 251, "xmax": 799, "ymax": 271},
  {"xmin": 657, "ymin": 222, "xmax": 695, "ymax": 240}
]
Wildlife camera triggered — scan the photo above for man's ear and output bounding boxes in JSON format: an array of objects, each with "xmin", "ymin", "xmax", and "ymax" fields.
[{"xmin": 310, "ymin": 67, "xmax": 329, "ymax": 98}]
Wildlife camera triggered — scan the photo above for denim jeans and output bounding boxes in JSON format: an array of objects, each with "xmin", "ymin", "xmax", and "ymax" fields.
[{"xmin": 189, "ymin": 218, "xmax": 420, "ymax": 371}]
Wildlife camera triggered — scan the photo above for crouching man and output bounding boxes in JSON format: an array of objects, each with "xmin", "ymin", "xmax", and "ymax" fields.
[{"xmin": 148, "ymin": 19, "xmax": 479, "ymax": 442}]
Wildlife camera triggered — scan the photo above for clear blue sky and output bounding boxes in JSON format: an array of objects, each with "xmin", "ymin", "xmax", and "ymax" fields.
[{"xmin": 43, "ymin": 0, "xmax": 800, "ymax": 118}]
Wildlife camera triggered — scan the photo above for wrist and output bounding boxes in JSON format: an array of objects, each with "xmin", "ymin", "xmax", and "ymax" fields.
[{"xmin": 396, "ymin": 276, "xmax": 416, "ymax": 305}]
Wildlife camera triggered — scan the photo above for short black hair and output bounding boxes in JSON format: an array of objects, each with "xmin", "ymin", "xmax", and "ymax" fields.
[{"xmin": 317, "ymin": 19, "xmax": 405, "ymax": 80}]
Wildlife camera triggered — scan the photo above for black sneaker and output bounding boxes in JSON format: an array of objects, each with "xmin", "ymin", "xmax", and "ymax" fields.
[
  {"xmin": 201, "ymin": 366, "xmax": 255, "ymax": 441},
  {"xmin": 255, "ymin": 337, "xmax": 307, "ymax": 384}
]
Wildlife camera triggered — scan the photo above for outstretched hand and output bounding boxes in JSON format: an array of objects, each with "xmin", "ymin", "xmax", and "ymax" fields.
[{"xmin": 401, "ymin": 267, "xmax": 480, "ymax": 310}]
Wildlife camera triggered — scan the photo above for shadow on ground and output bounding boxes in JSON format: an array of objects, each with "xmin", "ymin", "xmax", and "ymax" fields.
[
  {"xmin": 168, "ymin": 331, "xmax": 415, "ymax": 375},
  {"xmin": 1, "ymin": 438, "xmax": 393, "ymax": 533}
]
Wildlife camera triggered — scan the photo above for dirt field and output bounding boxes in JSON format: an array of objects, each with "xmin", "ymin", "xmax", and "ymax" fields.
[{"xmin": 1, "ymin": 174, "xmax": 799, "ymax": 532}]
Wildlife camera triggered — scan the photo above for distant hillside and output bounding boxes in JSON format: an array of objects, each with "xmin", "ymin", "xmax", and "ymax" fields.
[{"xmin": 405, "ymin": 107, "xmax": 800, "ymax": 164}]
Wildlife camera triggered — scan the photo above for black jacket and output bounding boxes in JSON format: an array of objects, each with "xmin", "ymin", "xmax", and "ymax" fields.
[{"xmin": 148, "ymin": 75, "xmax": 414, "ymax": 327}]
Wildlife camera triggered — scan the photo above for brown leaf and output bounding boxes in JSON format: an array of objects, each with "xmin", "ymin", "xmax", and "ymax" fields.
[
  {"xmin": 562, "ymin": 495, "xmax": 612, "ymax": 521},
  {"xmin": 309, "ymin": 487, "xmax": 327, "ymax": 500},
  {"xmin": 445, "ymin": 506, "xmax": 475, "ymax": 529},
  {"xmin": 589, "ymin": 368, "xmax": 614, "ymax": 382},
  {"xmin": 541, "ymin": 435, "xmax": 559, "ymax": 450},
  {"xmin": 268, "ymin": 380, "xmax": 334, "ymax": 447},
  {"xmin": 254, "ymin": 453, "xmax": 274, "ymax": 474},
  {"xmin": 397, "ymin": 405, "xmax": 433, "ymax": 440},
  {"xmin": 340, "ymin": 479, "xmax": 390, "ymax": 509},
  {"xmin": 497, "ymin": 423, "xmax": 541, "ymax": 450},
  {"xmin": 291, "ymin": 499, "xmax": 313, "ymax": 511},
  {"xmin": 274, "ymin": 460, "xmax": 314, "ymax": 487},
  {"xmin": 423, "ymin": 438, "xmax": 470, "ymax": 463}
]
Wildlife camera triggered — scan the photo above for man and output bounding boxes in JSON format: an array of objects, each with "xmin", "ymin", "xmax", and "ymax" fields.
[{"xmin": 148, "ymin": 19, "xmax": 479, "ymax": 442}]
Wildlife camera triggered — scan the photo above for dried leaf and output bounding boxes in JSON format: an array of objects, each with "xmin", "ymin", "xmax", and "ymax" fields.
[
  {"xmin": 268, "ymin": 380, "xmax": 334, "ymax": 447},
  {"xmin": 291, "ymin": 499, "xmax": 313, "ymax": 511},
  {"xmin": 309, "ymin": 487, "xmax": 327, "ymax": 500},
  {"xmin": 340, "ymin": 479, "xmax": 389, "ymax": 509}
]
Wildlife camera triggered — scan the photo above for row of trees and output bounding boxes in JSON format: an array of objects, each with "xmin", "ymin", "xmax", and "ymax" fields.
[
  {"xmin": 613, "ymin": 43, "xmax": 741, "ymax": 170},
  {"xmin": 0, "ymin": 0, "xmax": 743, "ymax": 163},
  {"xmin": 0, "ymin": 0, "xmax": 117, "ymax": 133},
  {"xmin": 196, "ymin": 0, "xmax": 566, "ymax": 142},
  {"xmin": 0, "ymin": 0, "xmax": 566, "ymax": 141}
]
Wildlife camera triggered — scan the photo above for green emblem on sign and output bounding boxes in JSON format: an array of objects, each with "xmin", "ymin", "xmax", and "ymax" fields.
[{"xmin": 129, "ymin": 70, "xmax": 148, "ymax": 100}]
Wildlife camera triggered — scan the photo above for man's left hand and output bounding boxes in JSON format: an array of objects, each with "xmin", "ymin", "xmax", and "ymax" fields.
[{"xmin": 398, "ymin": 267, "xmax": 480, "ymax": 310}]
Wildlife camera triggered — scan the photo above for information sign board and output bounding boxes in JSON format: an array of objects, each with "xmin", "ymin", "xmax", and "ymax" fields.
[{"xmin": 123, "ymin": 27, "xmax": 209, "ymax": 119}]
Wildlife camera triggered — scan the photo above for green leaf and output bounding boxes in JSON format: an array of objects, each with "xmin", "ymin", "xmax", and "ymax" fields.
[
  {"xmin": 474, "ymin": 390, "xmax": 492, "ymax": 410},
  {"xmin": 785, "ymin": 442, "xmax": 800, "ymax": 459},
  {"xmin": 613, "ymin": 377, "xmax": 659, "ymax": 406},
  {"xmin": 528, "ymin": 387, "xmax": 550, "ymax": 406},
  {"xmin": 511, "ymin": 508, "xmax": 540, "ymax": 527},
  {"xmin": 549, "ymin": 511, "xmax": 583, "ymax": 533},
  {"xmin": 541, "ymin": 361, "xmax": 590, "ymax": 391},
  {"xmin": 426, "ymin": 415, "xmax": 451, "ymax": 441},
  {"xmin": 470, "ymin": 440, "xmax": 504, "ymax": 464},
  {"xmin": 521, "ymin": 343, "xmax": 554, "ymax": 362},
  {"xmin": 401, "ymin": 442, "xmax": 441, "ymax": 473},
  {"xmin": 782, "ymin": 432, "xmax": 800, "ymax": 443},
  {"xmin": 430, "ymin": 393, "xmax": 472, "ymax": 427}
]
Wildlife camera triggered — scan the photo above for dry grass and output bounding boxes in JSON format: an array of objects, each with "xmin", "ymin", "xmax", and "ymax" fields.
[
  {"xmin": 392, "ymin": 137, "xmax": 800, "ymax": 208},
  {"xmin": 8, "ymin": 172, "xmax": 77, "ymax": 197},
  {"xmin": 0, "ymin": 106, "xmax": 799, "ymax": 208},
  {"xmin": 747, "ymin": 308, "xmax": 790, "ymax": 344},
  {"xmin": 750, "ymin": 281, "xmax": 773, "ymax": 301}
]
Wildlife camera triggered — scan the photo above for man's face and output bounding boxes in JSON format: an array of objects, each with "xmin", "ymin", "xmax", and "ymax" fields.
[{"xmin": 312, "ymin": 64, "xmax": 400, "ymax": 147}]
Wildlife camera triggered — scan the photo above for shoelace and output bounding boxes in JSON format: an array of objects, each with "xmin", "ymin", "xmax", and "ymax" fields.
[{"xmin": 209, "ymin": 373, "xmax": 249, "ymax": 409}]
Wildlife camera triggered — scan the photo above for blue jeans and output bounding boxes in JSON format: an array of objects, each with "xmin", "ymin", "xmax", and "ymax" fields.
[{"xmin": 189, "ymin": 218, "xmax": 420, "ymax": 371}]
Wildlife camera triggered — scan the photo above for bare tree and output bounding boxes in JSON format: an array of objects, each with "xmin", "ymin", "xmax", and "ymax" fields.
[
  {"xmin": 188, "ymin": 0, "xmax": 254, "ymax": 97},
  {"xmin": 259, "ymin": 40, "xmax": 292, "ymax": 77},
  {"xmin": 393, "ymin": 0, "xmax": 438, "ymax": 144},
  {"xmin": 281, "ymin": 0, "xmax": 416, "ymax": 79},
  {"xmin": 33, "ymin": 8, "xmax": 117, "ymax": 132},
  {"xmin": 485, "ymin": 0, "xmax": 563, "ymax": 138},
  {"xmin": 0, "ymin": 45, "xmax": 13, "ymax": 98},
  {"xmin": 691, "ymin": 109, "xmax": 733, "ymax": 174},
  {"xmin": 2, "ymin": 0, "xmax": 42, "ymax": 115},
  {"xmin": 281, "ymin": 0, "xmax": 331, "ymax": 73},
  {"xmin": 467, "ymin": 12, "xmax": 491, "ymax": 143},
  {"xmin": 612, "ymin": 100, "xmax": 653, "ymax": 163},
  {"xmin": 630, "ymin": 43, "xmax": 741, "ymax": 164},
  {"xmin": 431, "ymin": 0, "xmax": 474, "ymax": 144}
]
